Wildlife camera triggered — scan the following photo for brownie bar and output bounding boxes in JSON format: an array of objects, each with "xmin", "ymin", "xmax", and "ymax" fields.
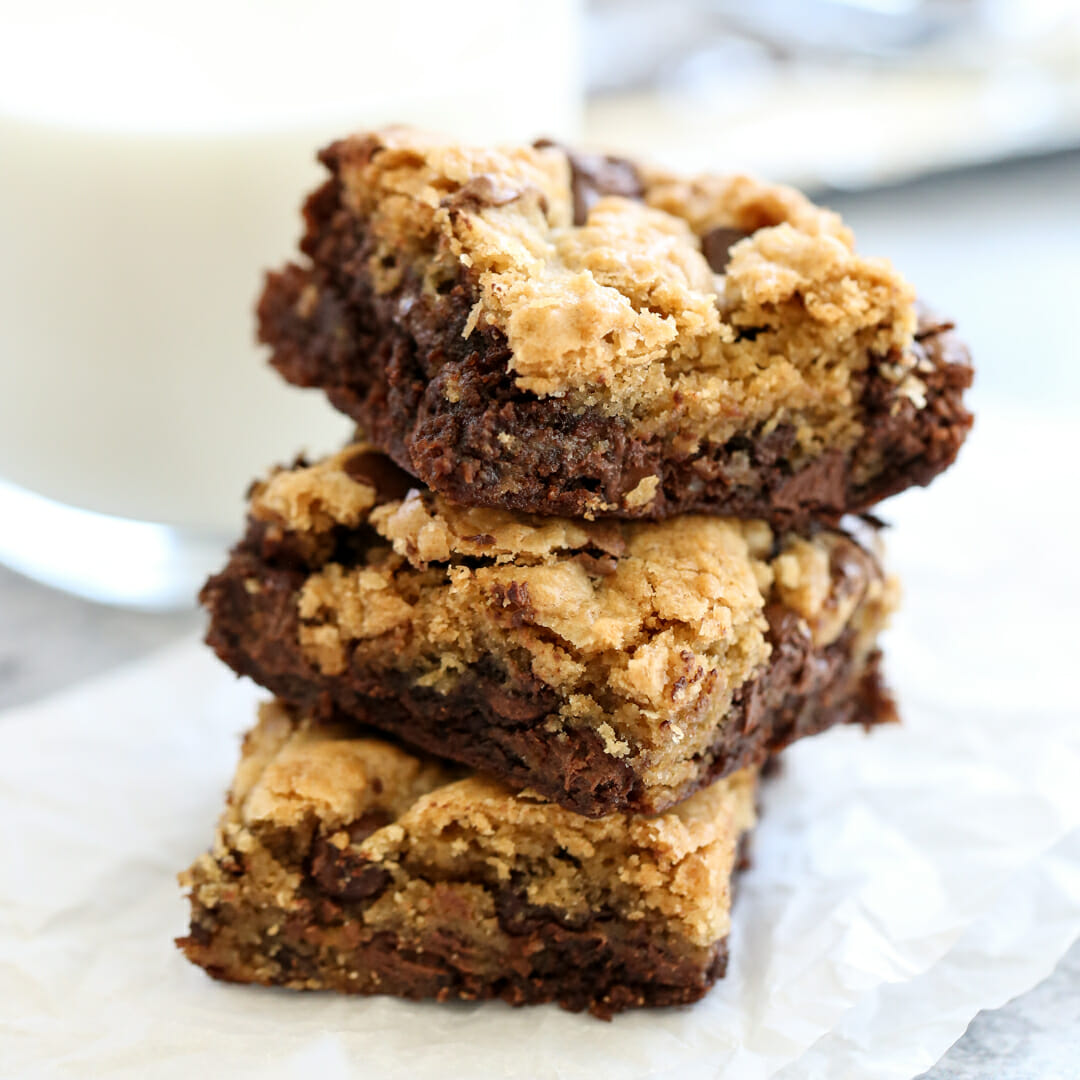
[
  {"xmin": 257, "ymin": 129, "xmax": 973, "ymax": 524},
  {"xmin": 178, "ymin": 702, "xmax": 757, "ymax": 1018},
  {"xmin": 201, "ymin": 445, "xmax": 898, "ymax": 818}
]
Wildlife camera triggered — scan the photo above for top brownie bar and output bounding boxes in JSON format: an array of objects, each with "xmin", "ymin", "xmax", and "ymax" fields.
[{"xmin": 259, "ymin": 128, "xmax": 973, "ymax": 524}]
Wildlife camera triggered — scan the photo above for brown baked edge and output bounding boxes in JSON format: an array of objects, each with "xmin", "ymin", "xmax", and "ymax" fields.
[
  {"xmin": 256, "ymin": 154, "xmax": 973, "ymax": 525},
  {"xmin": 201, "ymin": 544, "xmax": 897, "ymax": 818}
]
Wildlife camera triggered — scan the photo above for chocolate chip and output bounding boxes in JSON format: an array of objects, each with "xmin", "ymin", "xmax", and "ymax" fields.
[
  {"xmin": 310, "ymin": 821, "xmax": 394, "ymax": 902},
  {"xmin": 733, "ymin": 326, "xmax": 766, "ymax": 343},
  {"xmin": 825, "ymin": 537, "xmax": 873, "ymax": 612},
  {"xmin": 734, "ymin": 832, "xmax": 753, "ymax": 873},
  {"xmin": 580, "ymin": 522, "xmax": 627, "ymax": 559},
  {"xmin": 336, "ymin": 864, "xmax": 392, "ymax": 902},
  {"xmin": 495, "ymin": 885, "xmax": 593, "ymax": 936},
  {"xmin": 536, "ymin": 140, "xmax": 644, "ymax": 226},
  {"xmin": 490, "ymin": 580, "xmax": 534, "ymax": 626},
  {"xmin": 343, "ymin": 449, "xmax": 415, "ymax": 501},
  {"xmin": 347, "ymin": 810, "xmax": 394, "ymax": 844},
  {"xmin": 273, "ymin": 945, "xmax": 317, "ymax": 980},
  {"xmin": 701, "ymin": 226, "xmax": 751, "ymax": 273},
  {"xmin": 573, "ymin": 552, "xmax": 618, "ymax": 577},
  {"xmin": 443, "ymin": 174, "xmax": 523, "ymax": 211},
  {"xmin": 186, "ymin": 921, "xmax": 213, "ymax": 947}
]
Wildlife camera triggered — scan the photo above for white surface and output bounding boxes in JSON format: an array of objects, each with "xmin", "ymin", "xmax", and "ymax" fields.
[
  {"xmin": 783, "ymin": 833, "xmax": 1080, "ymax": 1079},
  {"xmin": 1, "ymin": 407, "xmax": 1077, "ymax": 1079}
]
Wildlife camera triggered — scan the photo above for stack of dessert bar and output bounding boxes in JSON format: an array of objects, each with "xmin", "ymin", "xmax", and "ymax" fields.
[{"xmin": 178, "ymin": 130, "xmax": 972, "ymax": 1017}]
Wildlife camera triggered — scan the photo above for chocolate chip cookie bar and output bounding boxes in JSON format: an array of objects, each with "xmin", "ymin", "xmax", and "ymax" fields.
[
  {"xmin": 177, "ymin": 701, "xmax": 757, "ymax": 1017},
  {"xmin": 258, "ymin": 128, "xmax": 973, "ymax": 524},
  {"xmin": 201, "ymin": 445, "xmax": 897, "ymax": 818}
]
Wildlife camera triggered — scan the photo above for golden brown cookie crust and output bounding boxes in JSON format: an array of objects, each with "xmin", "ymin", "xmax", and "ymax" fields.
[{"xmin": 337, "ymin": 129, "xmax": 913, "ymax": 456}]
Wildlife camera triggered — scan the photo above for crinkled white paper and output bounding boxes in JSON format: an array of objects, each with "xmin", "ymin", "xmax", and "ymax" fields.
[{"xmin": 2, "ymin": 408, "xmax": 1078, "ymax": 1079}]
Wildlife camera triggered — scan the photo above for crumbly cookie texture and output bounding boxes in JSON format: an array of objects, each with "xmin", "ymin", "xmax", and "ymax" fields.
[
  {"xmin": 178, "ymin": 701, "xmax": 757, "ymax": 1018},
  {"xmin": 339, "ymin": 129, "xmax": 908, "ymax": 444},
  {"xmin": 258, "ymin": 128, "xmax": 973, "ymax": 521},
  {"xmin": 201, "ymin": 446, "xmax": 898, "ymax": 816}
]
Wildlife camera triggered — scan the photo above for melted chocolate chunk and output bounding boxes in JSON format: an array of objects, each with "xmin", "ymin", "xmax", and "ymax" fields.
[
  {"xmin": 343, "ymin": 448, "xmax": 415, "ymax": 500},
  {"xmin": 572, "ymin": 551, "xmax": 619, "ymax": 577},
  {"xmin": 701, "ymin": 226, "xmax": 751, "ymax": 273},
  {"xmin": 490, "ymin": 580, "xmax": 535, "ymax": 627},
  {"xmin": 496, "ymin": 885, "xmax": 595, "ymax": 936},
  {"xmin": 535, "ymin": 139, "xmax": 644, "ymax": 225},
  {"xmin": 443, "ymin": 174, "xmax": 525, "ymax": 212},
  {"xmin": 309, "ymin": 812, "xmax": 395, "ymax": 901}
]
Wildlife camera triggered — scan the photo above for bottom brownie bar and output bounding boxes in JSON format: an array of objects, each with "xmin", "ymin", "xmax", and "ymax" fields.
[
  {"xmin": 202, "ymin": 445, "xmax": 899, "ymax": 818},
  {"xmin": 178, "ymin": 701, "xmax": 757, "ymax": 1018}
]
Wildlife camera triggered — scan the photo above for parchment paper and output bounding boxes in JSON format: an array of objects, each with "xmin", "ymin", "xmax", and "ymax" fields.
[{"xmin": 3, "ymin": 408, "xmax": 1078, "ymax": 1079}]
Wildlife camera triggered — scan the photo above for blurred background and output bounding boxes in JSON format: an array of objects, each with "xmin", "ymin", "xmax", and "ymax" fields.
[{"xmin": 0, "ymin": 0, "xmax": 1078, "ymax": 655}]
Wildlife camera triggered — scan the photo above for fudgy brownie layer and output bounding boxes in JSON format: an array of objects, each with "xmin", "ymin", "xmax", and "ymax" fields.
[
  {"xmin": 202, "ymin": 536, "xmax": 895, "ymax": 817},
  {"xmin": 180, "ymin": 899, "xmax": 729, "ymax": 1019},
  {"xmin": 257, "ymin": 139, "xmax": 972, "ymax": 524}
]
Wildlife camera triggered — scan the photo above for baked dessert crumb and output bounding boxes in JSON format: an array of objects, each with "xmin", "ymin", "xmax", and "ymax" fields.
[
  {"xmin": 258, "ymin": 128, "xmax": 973, "ymax": 523},
  {"xmin": 201, "ymin": 445, "xmax": 899, "ymax": 817},
  {"xmin": 178, "ymin": 701, "xmax": 757, "ymax": 1018}
]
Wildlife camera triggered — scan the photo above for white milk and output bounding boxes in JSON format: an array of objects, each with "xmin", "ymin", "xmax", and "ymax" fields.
[{"xmin": 0, "ymin": 1, "xmax": 582, "ymax": 535}]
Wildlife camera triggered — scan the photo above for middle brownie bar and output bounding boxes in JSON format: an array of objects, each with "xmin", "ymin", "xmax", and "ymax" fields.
[{"xmin": 202, "ymin": 445, "xmax": 897, "ymax": 817}]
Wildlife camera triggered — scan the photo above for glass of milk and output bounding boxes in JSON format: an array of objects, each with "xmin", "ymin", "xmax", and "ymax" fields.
[{"xmin": 0, "ymin": 0, "xmax": 582, "ymax": 608}]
